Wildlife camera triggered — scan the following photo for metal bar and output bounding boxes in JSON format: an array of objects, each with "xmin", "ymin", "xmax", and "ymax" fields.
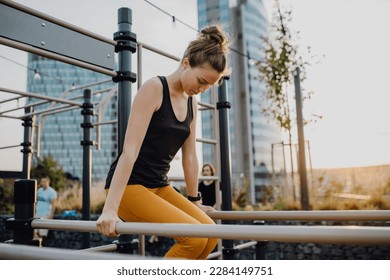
[
  {"xmin": 234, "ymin": 241, "xmax": 257, "ymax": 251},
  {"xmin": 92, "ymin": 120, "xmax": 117, "ymax": 126},
  {"xmin": 24, "ymin": 104, "xmax": 76, "ymax": 118},
  {"xmin": 0, "ymin": 243, "xmax": 153, "ymax": 260},
  {"xmin": 0, "ymin": 96, "xmax": 23, "ymax": 105},
  {"xmin": 207, "ymin": 251, "xmax": 222, "ymax": 260},
  {"xmin": 198, "ymin": 100, "xmax": 216, "ymax": 110},
  {"xmin": 81, "ymin": 244, "xmax": 118, "ymax": 252},
  {"xmin": 207, "ymin": 210, "xmax": 390, "ymax": 221},
  {"xmin": 168, "ymin": 175, "xmax": 218, "ymax": 182},
  {"xmin": 0, "ymin": 114, "xmax": 20, "ymax": 119},
  {"xmin": 0, "ymin": 144, "xmax": 20, "ymax": 150},
  {"xmin": 0, "ymin": 0, "xmax": 116, "ymax": 46},
  {"xmin": 81, "ymin": 89, "xmax": 93, "ymax": 248},
  {"xmin": 217, "ymin": 77, "xmax": 235, "ymax": 259},
  {"xmin": 0, "ymin": 86, "xmax": 82, "ymax": 106},
  {"xmin": 0, "ymin": 37, "xmax": 116, "ymax": 77},
  {"xmin": 137, "ymin": 43, "xmax": 143, "ymax": 88},
  {"xmin": 21, "ymin": 107, "xmax": 33, "ymax": 179},
  {"xmin": 196, "ymin": 137, "xmax": 217, "ymax": 144},
  {"xmin": 30, "ymin": 219, "xmax": 390, "ymax": 244},
  {"xmin": 116, "ymin": 8, "xmax": 133, "ymax": 154},
  {"xmin": 138, "ymin": 41, "xmax": 180, "ymax": 62}
]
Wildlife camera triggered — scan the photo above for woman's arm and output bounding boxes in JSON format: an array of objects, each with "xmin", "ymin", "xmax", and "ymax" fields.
[
  {"xmin": 182, "ymin": 98, "xmax": 214, "ymax": 212},
  {"xmin": 96, "ymin": 78, "xmax": 162, "ymax": 236},
  {"xmin": 182, "ymin": 97, "xmax": 199, "ymax": 198}
]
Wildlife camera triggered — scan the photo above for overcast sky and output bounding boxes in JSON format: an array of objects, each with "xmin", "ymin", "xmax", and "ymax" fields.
[{"xmin": 1, "ymin": 0, "xmax": 390, "ymax": 172}]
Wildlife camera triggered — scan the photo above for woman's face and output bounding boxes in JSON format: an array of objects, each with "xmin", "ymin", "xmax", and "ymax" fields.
[
  {"xmin": 181, "ymin": 59, "xmax": 222, "ymax": 96},
  {"xmin": 202, "ymin": 165, "xmax": 213, "ymax": 176}
]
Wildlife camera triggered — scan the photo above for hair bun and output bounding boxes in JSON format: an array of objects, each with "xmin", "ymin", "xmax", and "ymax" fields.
[{"xmin": 200, "ymin": 25, "xmax": 228, "ymax": 52}]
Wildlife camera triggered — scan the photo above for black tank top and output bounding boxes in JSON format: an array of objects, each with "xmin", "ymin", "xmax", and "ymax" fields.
[{"xmin": 105, "ymin": 76, "xmax": 194, "ymax": 188}]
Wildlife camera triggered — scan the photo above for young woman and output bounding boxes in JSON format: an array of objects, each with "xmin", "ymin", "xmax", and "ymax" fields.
[
  {"xmin": 198, "ymin": 163, "xmax": 217, "ymax": 207},
  {"xmin": 96, "ymin": 24, "xmax": 230, "ymax": 259}
]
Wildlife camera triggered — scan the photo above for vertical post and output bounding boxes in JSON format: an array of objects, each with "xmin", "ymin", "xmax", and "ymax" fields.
[
  {"xmin": 80, "ymin": 89, "xmax": 93, "ymax": 248},
  {"xmin": 114, "ymin": 7, "xmax": 136, "ymax": 154},
  {"xmin": 112, "ymin": 7, "xmax": 137, "ymax": 253},
  {"xmin": 253, "ymin": 220, "xmax": 267, "ymax": 259},
  {"xmin": 21, "ymin": 106, "xmax": 34, "ymax": 179},
  {"xmin": 217, "ymin": 77, "xmax": 237, "ymax": 259},
  {"xmin": 6, "ymin": 179, "xmax": 40, "ymax": 246},
  {"xmin": 294, "ymin": 67, "xmax": 310, "ymax": 210}
]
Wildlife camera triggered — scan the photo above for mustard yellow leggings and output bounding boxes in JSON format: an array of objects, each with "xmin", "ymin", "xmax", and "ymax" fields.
[{"xmin": 115, "ymin": 184, "xmax": 218, "ymax": 259}]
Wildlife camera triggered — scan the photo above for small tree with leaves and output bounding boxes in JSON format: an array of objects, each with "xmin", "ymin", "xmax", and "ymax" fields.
[
  {"xmin": 256, "ymin": 1, "xmax": 321, "ymax": 203},
  {"xmin": 31, "ymin": 155, "xmax": 67, "ymax": 192}
]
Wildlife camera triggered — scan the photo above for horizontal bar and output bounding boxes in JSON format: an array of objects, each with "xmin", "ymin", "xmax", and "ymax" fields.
[
  {"xmin": 0, "ymin": 114, "xmax": 20, "ymax": 119},
  {"xmin": 0, "ymin": 243, "xmax": 153, "ymax": 260},
  {"xmin": 0, "ymin": 144, "xmax": 20, "ymax": 150},
  {"xmin": 207, "ymin": 251, "xmax": 221, "ymax": 260},
  {"xmin": 0, "ymin": 96, "xmax": 23, "ymax": 105},
  {"xmin": 25, "ymin": 104, "xmax": 78, "ymax": 118},
  {"xmin": 93, "ymin": 120, "xmax": 117, "ymax": 126},
  {"xmin": 234, "ymin": 241, "xmax": 257, "ymax": 251},
  {"xmin": 0, "ymin": 37, "xmax": 117, "ymax": 77},
  {"xmin": 207, "ymin": 210, "xmax": 390, "ymax": 221},
  {"xmin": 198, "ymin": 101, "xmax": 216, "ymax": 110},
  {"xmin": 0, "ymin": 86, "xmax": 82, "ymax": 106},
  {"xmin": 81, "ymin": 243, "xmax": 118, "ymax": 252},
  {"xmin": 30, "ymin": 219, "xmax": 390, "ymax": 244},
  {"xmin": 168, "ymin": 175, "xmax": 218, "ymax": 182},
  {"xmin": 196, "ymin": 137, "xmax": 217, "ymax": 144},
  {"xmin": 0, "ymin": 0, "xmax": 116, "ymax": 46},
  {"xmin": 138, "ymin": 41, "xmax": 180, "ymax": 62}
]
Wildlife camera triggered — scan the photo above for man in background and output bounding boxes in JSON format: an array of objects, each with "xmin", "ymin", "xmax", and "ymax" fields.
[{"xmin": 35, "ymin": 176, "xmax": 57, "ymax": 238}]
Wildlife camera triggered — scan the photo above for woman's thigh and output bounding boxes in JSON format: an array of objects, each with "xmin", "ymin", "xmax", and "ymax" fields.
[
  {"xmin": 118, "ymin": 185, "xmax": 204, "ymax": 225},
  {"xmin": 154, "ymin": 186, "xmax": 216, "ymax": 225}
]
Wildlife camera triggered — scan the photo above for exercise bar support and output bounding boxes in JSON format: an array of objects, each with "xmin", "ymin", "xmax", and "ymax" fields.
[
  {"xmin": 113, "ymin": 8, "xmax": 137, "ymax": 253},
  {"xmin": 217, "ymin": 77, "xmax": 237, "ymax": 259},
  {"xmin": 114, "ymin": 7, "xmax": 137, "ymax": 154},
  {"xmin": 5, "ymin": 179, "xmax": 40, "ymax": 246},
  {"xmin": 80, "ymin": 89, "xmax": 94, "ymax": 248}
]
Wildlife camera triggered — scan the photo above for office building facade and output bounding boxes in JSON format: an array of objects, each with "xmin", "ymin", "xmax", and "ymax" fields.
[
  {"xmin": 198, "ymin": 0, "xmax": 283, "ymax": 203},
  {"xmin": 27, "ymin": 54, "xmax": 117, "ymax": 182}
]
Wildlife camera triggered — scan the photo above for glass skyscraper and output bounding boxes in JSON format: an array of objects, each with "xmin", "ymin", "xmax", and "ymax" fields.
[
  {"xmin": 198, "ymin": 0, "xmax": 283, "ymax": 203},
  {"xmin": 27, "ymin": 54, "xmax": 117, "ymax": 182}
]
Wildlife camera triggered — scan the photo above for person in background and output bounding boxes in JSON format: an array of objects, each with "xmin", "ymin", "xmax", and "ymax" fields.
[
  {"xmin": 198, "ymin": 163, "xmax": 217, "ymax": 207},
  {"xmin": 96, "ymin": 24, "xmax": 231, "ymax": 259},
  {"xmin": 35, "ymin": 176, "xmax": 57, "ymax": 238}
]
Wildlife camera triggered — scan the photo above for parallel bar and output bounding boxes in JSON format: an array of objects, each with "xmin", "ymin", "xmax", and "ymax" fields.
[
  {"xmin": 138, "ymin": 41, "xmax": 180, "ymax": 62},
  {"xmin": 0, "ymin": 86, "xmax": 82, "ymax": 106},
  {"xmin": 207, "ymin": 210, "xmax": 390, "ymax": 221},
  {"xmin": 31, "ymin": 219, "xmax": 390, "ymax": 244},
  {"xmin": 0, "ymin": 37, "xmax": 116, "ymax": 77},
  {"xmin": 0, "ymin": 96, "xmax": 22, "ymax": 105},
  {"xmin": 81, "ymin": 243, "xmax": 118, "ymax": 252},
  {"xmin": 0, "ymin": 0, "xmax": 116, "ymax": 46},
  {"xmin": 0, "ymin": 243, "xmax": 152, "ymax": 260},
  {"xmin": 196, "ymin": 137, "xmax": 217, "ymax": 144},
  {"xmin": 168, "ymin": 175, "xmax": 218, "ymax": 182},
  {"xmin": 0, "ymin": 144, "xmax": 20, "ymax": 150},
  {"xmin": 234, "ymin": 241, "xmax": 257, "ymax": 251},
  {"xmin": 198, "ymin": 100, "xmax": 216, "ymax": 110},
  {"xmin": 92, "ymin": 120, "xmax": 117, "ymax": 126}
]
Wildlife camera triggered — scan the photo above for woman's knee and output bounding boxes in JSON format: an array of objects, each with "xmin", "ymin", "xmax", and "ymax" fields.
[{"xmin": 186, "ymin": 236, "xmax": 209, "ymax": 252}]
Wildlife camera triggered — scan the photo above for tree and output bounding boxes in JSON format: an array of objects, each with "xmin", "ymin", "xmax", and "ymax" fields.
[
  {"xmin": 31, "ymin": 155, "xmax": 67, "ymax": 191},
  {"xmin": 256, "ymin": 1, "xmax": 321, "ymax": 205}
]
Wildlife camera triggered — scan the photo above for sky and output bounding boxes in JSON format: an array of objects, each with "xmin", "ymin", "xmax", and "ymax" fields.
[{"xmin": 0, "ymin": 0, "xmax": 390, "ymax": 172}]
